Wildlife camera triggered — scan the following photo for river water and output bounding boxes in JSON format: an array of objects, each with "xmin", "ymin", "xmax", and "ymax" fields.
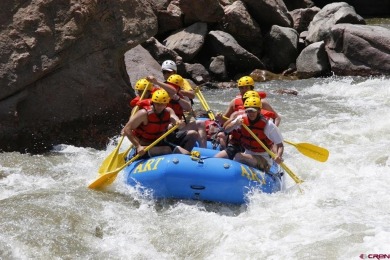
[
  {"xmin": 1, "ymin": 74, "xmax": 389, "ymax": 259},
  {"xmin": 1, "ymin": 15, "xmax": 390, "ymax": 260}
]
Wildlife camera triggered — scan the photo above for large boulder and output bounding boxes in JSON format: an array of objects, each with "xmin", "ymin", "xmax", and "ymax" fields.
[
  {"xmin": 221, "ymin": 0, "xmax": 263, "ymax": 56},
  {"xmin": 311, "ymin": 0, "xmax": 390, "ymax": 17},
  {"xmin": 306, "ymin": 2, "xmax": 365, "ymax": 44},
  {"xmin": 206, "ymin": 30, "xmax": 265, "ymax": 74},
  {"xmin": 264, "ymin": 25, "xmax": 299, "ymax": 72},
  {"xmin": 0, "ymin": 0, "xmax": 157, "ymax": 153},
  {"xmin": 289, "ymin": 6, "xmax": 321, "ymax": 33},
  {"xmin": 325, "ymin": 24, "xmax": 390, "ymax": 76},
  {"xmin": 178, "ymin": 0, "xmax": 224, "ymax": 24},
  {"xmin": 296, "ymin": 41, "xmax": 331, "ymax": 78},
  {"xmin": 241, "ymin": 0, "xmax": 292, "ymax": 27},
  {"xmin": 163, "ymin": 22, "xmax": 208, "ymax": 62}
]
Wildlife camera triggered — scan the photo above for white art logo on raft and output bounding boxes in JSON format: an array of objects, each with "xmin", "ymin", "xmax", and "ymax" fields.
[{"xmin": 360, "ymin": 254, "xmax": 390, "ymax": 259}]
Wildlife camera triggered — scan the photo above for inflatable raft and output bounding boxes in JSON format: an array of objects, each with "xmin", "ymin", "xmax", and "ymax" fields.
[{"xmin": 124, "ymin": 147, "xmax": 285, "ymax": 204}]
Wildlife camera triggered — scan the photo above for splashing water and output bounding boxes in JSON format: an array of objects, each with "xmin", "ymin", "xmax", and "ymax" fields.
[{"xmin": 1, "ymin": 76, "xmax": 389, "ymax": 259}]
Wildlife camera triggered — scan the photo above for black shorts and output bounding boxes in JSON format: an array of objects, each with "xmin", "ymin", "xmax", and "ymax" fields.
[
  {"xmin": 165, "ymin": 129, "xmax": 188, "ymax": 148},
  {"xmin": 136, "ymin": 140, "xmax": 169, "ymax": 159},
  {"xmin": 225, "ymin": 144, "xmax": 244, "ymax": 160}
]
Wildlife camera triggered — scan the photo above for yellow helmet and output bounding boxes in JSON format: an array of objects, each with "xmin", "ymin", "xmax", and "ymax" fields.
[
  {"xmin": 151, "ymin": 89, "xmax": 170, "ymax": 104},
  {"xmin": 244, "ymin": 97, "xmax": 262, "ymax": 109},
  {"xmin": 237, "ymin": 76, "xmax": 255, "ymax": 87},
  {"xmin": 242, "ymin": 90, "xmax": 260, "ymax": 100},
  {"xmin": 135, "ymin": 78, "xmax": 152, "ymax": 91},
  {"xmin": 167, "ymin": 74, "xmax": 184, "ymax": 88}
]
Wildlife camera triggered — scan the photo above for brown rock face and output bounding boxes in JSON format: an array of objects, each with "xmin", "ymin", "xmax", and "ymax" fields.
[{"xmin": 0, "ymin": 0, "xmax": 157, "ymax": 153}]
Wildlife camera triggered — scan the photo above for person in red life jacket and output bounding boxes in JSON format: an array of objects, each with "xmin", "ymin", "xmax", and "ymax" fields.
[
  {"xmin": 214, "ymin": 90, "xmax": 278, "ymax": 151},
  {"xmin": 129, "ymin": 78, "xmax": 159, "ymax": 117},
  {"xmin": 161, "ymin": 59, "xmax": 195, "ymax": 100},
  {"xmin": 122, "ymin": 89, "xmax": 189, "ymax": 159},
  {"xmin": 215, "ymin": 97, "xmax": 284, "ymax": 171},
  {"xmin": 129, "ymin": 78, "xmax": 158, "ymax": 110},
  {"xmin": 216, "ymin": 76, "xmax": 281, "ymax": 126},
  {"xmin": 146, "ymin": 74, "xmax": 204, "ymax": 150},
  {"xmin": 214, "ymin": 76, "xmax": 281, "ymax": 150},
  {"xmin": 192, "ymin": 109, "xmax": 224, "ymax": 149},
  {"xmin": 230, "ymin": 90, "xmax": 277, "ymax": 121},
  {"xmin": 161, "ymin": 60, "xmax": 208, "ymax": 148}
]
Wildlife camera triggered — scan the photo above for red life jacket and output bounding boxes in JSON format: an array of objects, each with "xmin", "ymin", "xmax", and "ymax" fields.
[
  {"xmin": 204, "ymin": 119, "xmax": 220, "ymax": 139},
  {"xmin": 229, "ymin": 129, "xmax": 242, "ymax": 146},
  {"xmin": 234, "ymin": 98, "xmax": 276, "ymax": 120},
  {"xmin": 233, "ymin": 91, "xmax": 267, "ymax": 111},
  {"xmin": 166, "ymin": 82, "xmax": 185, "ymax": 119},
  {"xmin": 132, "ymin": 107, "xmax": 171, "ymax": 143},
  {"xmin": 240, "ymin": 115, "xmax": 273, "ymax": 152},
  {"xmin": 129, "ymin": 87, "xmax": 158, "ymax": 108},
  {"xmin": 234, "ymin": 91, "xmax": 267, "ymax": 111},
  {"xmin": 261, "ymin": 109, "xmax": 276, "ymax": 120},
  {"xmin": 233, "ymin": 97, "xmax": 245, "ymax": 112},
  {"xmin": 136, "ymin": 99, "xmax": 153, "ymax": 110},
  {"xmin": 130, "ymin": 96, "xmax": 141, "ymax": 108}
]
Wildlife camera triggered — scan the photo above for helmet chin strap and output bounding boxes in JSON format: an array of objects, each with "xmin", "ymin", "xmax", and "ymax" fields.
[{"xmin": 152, "ymin": 103, "xmax": 165, "ymax": 116}]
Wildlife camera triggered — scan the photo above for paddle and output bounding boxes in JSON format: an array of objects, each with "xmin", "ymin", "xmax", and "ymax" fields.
[
  {"xmin": 284, "ymin": 140, "xmax": 329, "ymax": 162},
  {"xmin": 89, "ymin": 123, "xmax": 180, "ymax": 190},
  {"xmin": 221, "ymin": 115, "xmax": 327, "ymax": 162},
  {"xmin": 98, "ymin": 85, "xmax": 150, "ymax": 174},
  {"xmin": 241, "ymin": 124, "xmax": 304, "ymax": 185},
  {"xmin": 194, "ymin": 86, "xmax": 216, "ymax": 120},
  {"xmin": 195, "ymin": 87, "xmax": 329, "ymax": 163}
]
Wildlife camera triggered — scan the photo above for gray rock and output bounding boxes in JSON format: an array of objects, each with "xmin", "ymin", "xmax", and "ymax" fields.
[
  {"xmin": 296, "ymin": 41, "xmax": 331, "ymax": 78},
  {"xmin": 306, "ymin": 2, "xmax": 365, "ymax": 44},
  {"xmin": 325, "ymin": 24, "xmax": 390, "ymax": 76},
  {"xmin": 0, "ymin": 0, "xmax": 157, "ymax": 152}
]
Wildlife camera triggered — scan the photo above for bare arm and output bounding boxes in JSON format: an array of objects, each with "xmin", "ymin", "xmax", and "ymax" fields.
[
  {"xmin": 175, "ymin": 96, "xmax": 192, "ymax": 111},
  {"xmin": 223, "ymin": 115, "xmax": 243, "ymax": 133},
  {"xmin": 221, "ymin": 100, "xmax": 235, "ymax": 122},
  {"xmin": 274, "ymin": 143, "xmax": 284, "ymax": 164},
  {"xmin": 179, "ymin": 89, "xmax": 195, "ymax": 99},
  {"xmin": 146, "ymin": 75, "xmax": 177, "ymax": 96},
  {"xmin": 122, "ymin": 109, "xmax": 147, "ymax": 148},
  {"xmin": 166, "ymin": 107, "xmax": 186, "ymax": 129},
  {"xmin": 181, "ymin": 79, "xmax": 196, "ymax": 99}
]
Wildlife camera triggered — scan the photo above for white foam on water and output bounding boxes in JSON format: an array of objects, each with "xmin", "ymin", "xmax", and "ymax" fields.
[{"xmin": 1, "ymin": 76, "xmax": 389, "ymax": 259}]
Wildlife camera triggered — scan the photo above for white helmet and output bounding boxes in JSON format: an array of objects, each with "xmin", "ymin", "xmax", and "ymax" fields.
[{"xmin": 161, "ymin": 60, "xmax": 177, "ymax": 72}]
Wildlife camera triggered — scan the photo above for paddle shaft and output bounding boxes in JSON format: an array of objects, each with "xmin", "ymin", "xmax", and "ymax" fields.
[
  {"xmin": 195, "ymin": 87, "xmax": 216, "ymax": 120},
  {"xmin": 242, "ymin": 124, "xmax": 303, "ymax": 184},
  {"xmin": 196, "ymin": 87, "xmax": 326, "ymax": 164},
  {"xmin": 100, "ymin": 85, "xmax": 150, "ymax": 171},
  {"xmin": 116, "ymin": 124, "xmax": 179, "ymax": 172},
  {"xmin": 89, "ymin": 124, "xmax": 180, "ymax": 189}
]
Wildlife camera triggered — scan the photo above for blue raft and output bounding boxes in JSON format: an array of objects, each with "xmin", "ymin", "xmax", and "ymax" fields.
[{"xmin": 124, "ymin": 147, "xmax": 285, "ymax": 204}]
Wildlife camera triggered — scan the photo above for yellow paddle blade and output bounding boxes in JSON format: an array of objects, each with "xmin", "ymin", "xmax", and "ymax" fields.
[
  {"xmin": 98, "ymin": 146, "xmax": 132, "ymax": 175},
  {"xmin": 284, "ymin": 140, "xmax": 329, "ymax": 162},
  {"xmin": 88, "ymin": 171, "xmax": 120, "ymax": 190},
  {"xmin": 89, "ymin": 124, "xmax": 179, "ymax": 190},
  {"xmin": 98, "ymin": 150, "xmax": 125, "ymax": 174},
  {"xmin": 98, "ymin": 136, "xmax": 124, "ymax": 174},
  {"xmin": 89, "ymin": 154, "xmax": 140, "ymax": 190},
  {"xmin": 97, "ymin": 85, "xmax": 149, "ymax": 174},
  {"xmin": 98, "ymin": 148, "xmax": 131, "ymax": 185}
]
